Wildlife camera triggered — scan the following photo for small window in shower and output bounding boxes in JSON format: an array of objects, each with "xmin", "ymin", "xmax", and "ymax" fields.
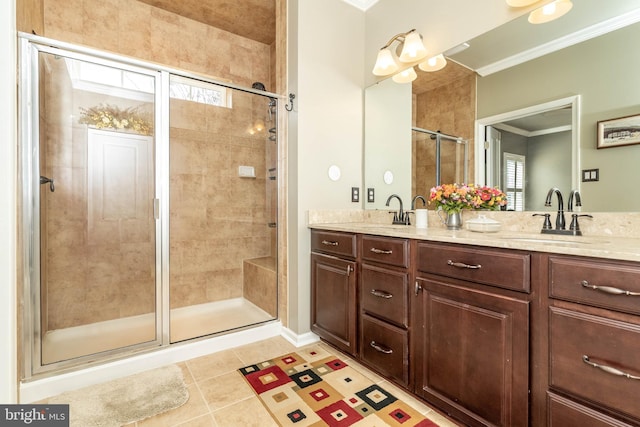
[
  {"xmin": 169, "ymin": 75, "xmax": 232, "ymax": 108},
  {"xmin": 65, "ymin": 59, "xmax": 154, "ymax": 102}
]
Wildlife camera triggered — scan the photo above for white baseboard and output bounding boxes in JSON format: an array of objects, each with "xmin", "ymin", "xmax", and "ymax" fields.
[
  {"xmin": 281, "ymin": 327, "xmax": 320, "ymax": 347},
  {"xmin": 20, "ymin": 321, "xmax": 283, "ymax": 403}
]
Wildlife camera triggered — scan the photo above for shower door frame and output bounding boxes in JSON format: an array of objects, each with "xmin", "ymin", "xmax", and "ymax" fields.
[
  {"xmin": 19, "ymin": 33, "xmax": 281, "ymax": 380},
  {"xmin": 19, "ymin": 35, "xmax": 170, "ymax": 379}
]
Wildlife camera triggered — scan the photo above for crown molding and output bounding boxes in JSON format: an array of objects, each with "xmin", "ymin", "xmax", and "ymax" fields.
[
  {"xmin": 340, "ymin": 0, "xmax": 380, "ymax": 11},
  {"xmin": 476, "ymin": 7, "xmax": 640, "ymax": 76}
]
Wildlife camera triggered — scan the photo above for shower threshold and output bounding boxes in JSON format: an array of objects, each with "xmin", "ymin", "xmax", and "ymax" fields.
[{"xmin": 42, "ymin": 298, "xmax": 273, "ymax": 364}]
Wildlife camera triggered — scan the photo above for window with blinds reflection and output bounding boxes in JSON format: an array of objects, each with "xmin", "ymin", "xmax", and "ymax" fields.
[{"xmin": 503, "ymin": 153, "xmax": 525, "ymax": 211}]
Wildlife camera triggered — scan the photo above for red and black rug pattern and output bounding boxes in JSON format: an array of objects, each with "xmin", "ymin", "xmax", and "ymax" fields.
[{"xmin": 238, "ymin": 346, "xmax": 439, "ymax": 426}]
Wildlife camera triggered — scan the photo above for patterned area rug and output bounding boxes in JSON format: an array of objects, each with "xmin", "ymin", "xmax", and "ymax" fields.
[{"xmin": 239, "ymin": 346, "xmax": 438, "ymax": 426}]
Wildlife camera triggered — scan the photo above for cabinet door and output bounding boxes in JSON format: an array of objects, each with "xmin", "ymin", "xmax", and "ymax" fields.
[
  {"xmin": 413, "ymin": 276, "xmax": 529, "ymax": 427},
  {"xmin": 311, "ymin": 253, "xmax": 357, "ymax": 355}
]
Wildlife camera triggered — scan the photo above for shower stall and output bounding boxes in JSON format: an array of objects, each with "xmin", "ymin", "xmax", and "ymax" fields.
[
  {"xmin": 412, "ymin": 127, "xmax": 468, "ymax": 195},
  {"xmin": 19, "ymin": 34, "xmax": 279, "ymax": 378}
]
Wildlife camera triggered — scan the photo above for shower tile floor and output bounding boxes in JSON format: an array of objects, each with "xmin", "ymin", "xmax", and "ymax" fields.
[
  {"xmin": 43, "ymin": 298, "xmax": 273, "ymax": 364},
  {"xmin": 43, "ymin": 336, "xmax": 461, "ymax": 426}
]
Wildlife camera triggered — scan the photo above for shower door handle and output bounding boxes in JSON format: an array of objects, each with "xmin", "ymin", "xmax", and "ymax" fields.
[{"xmin": 40, "ymin": 176, "xmax": 55, "ymax": 192}]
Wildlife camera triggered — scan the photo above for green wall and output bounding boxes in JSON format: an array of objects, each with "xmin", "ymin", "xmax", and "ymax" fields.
[{"xmin": 478, "ymin": 22, "xmax": 640, "ymax": 212}]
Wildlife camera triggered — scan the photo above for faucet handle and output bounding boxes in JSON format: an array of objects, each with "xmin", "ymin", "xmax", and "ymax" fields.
[
  {"xmin": 404, "ymin": 211, "xmax": 413, "ymax": 225},
  {"xmin": 570, "ymin": 214, "xmax": 593, "ymax": 234},
  {"xmin": 533, "ymin": 213, "xmax": 552, "ymax": 230}
]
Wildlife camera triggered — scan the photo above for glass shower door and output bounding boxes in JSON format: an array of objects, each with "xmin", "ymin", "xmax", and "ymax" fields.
[
  {"xmin": 168, "ymin": 75, "xmax": 278, "ymax": 342},
  {"xmin": 33, "ymin": 49, "xmax": 161, "ymax": 367}
]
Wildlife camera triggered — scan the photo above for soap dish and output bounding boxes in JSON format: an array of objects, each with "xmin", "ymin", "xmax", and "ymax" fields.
[{"xmin": 466, "ymin": 215, "xmax": 501, "ymax": 233}]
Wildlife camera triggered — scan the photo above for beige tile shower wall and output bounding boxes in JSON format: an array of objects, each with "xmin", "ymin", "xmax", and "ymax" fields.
[
  {"xmin": 169, "ymin": 93, "xmax": 270, "ymax": 309},
  {"xmin": 414, "ymin": 75, "xmax": 476, "ymax": 194},
  {"xmin": 43, "ymin": 0, "xmax": 271, "ymax": 89},
  {"xmin": 42, "ymin": 1, "xmax": 278, "ymax": 314}
]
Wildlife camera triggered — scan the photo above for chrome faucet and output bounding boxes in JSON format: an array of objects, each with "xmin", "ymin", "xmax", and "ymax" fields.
[
  {"xmin": 540, "ymin": 187, "xmax": 592, "ymax": 235},
  {"xmin": 411, "ymin": 195, "xmax": 427, "ymax": 210},
  {"xmin": 385, "ymin": 194, "xmax": 409, "ymax": 225},
  {"xmin": 567, "ymin": 189, "xmax": 593, "ymax": 234},
  {"xmin": 568, "ymin": 189, "xmax": 581, "ymax": 211},
  {"xmin": 544, "ymin": 187, "xmax": 565, "ymax": 231}
]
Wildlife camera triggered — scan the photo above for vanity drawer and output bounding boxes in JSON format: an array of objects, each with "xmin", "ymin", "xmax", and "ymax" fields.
[
  {"xmin": 550, "ymin": 256, "xmax": 640, "ymax": 316},
  {"xmin": 311, "ymin": 230, "xmax": 357, "ymax": 258},
  {"xmin": 549, "ymin": 306, "xmax": 640, "ymax": 422},
  {"xmin": 360, "ymin": 264, "xmax": 408, "ymax": 328},
  {"xmin": 417, "ymin": 242, "xmax": 530, "ymax": 292},
  {"xmin": 548, "ymin": 392, "xmax": 634, "ymax": 427},
  {"xmin": 360, "ymin": 314, "xmax": 408, "ymax": 386},
  {"xmin": 362, "ymin": 235, "xmax": 409, "ymax": 268}
]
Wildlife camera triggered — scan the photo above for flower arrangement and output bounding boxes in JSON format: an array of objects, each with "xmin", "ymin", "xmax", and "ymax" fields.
[
  {"xmin": 79, "ymin": 104, "xmax": 153, "ymax": 136},
  {"xmin": 429, "ymin": 183, "xmax": 507, "ymax": 214}
]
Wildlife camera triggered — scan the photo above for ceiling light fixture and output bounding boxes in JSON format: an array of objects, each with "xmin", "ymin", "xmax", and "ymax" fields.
[
  {"xmin": 372, "ymin": 29, "xmax": 428, "ymax": 76},
  {"xmin": 418, "ymin": 54, "xmax": 447, "ymax": 72},
  {"xmin": 528, "ymin": 0, "xmax": 573, "ymax": 24}
]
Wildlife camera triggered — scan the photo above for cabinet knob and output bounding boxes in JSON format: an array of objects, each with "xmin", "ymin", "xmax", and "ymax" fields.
[
  {"xmin": 346, "ymin": 265, "xmax": 353, "ymax": 276},
  {"xmin": 414, "ymin": 281, "xmax": 423, "ymax": 296}
]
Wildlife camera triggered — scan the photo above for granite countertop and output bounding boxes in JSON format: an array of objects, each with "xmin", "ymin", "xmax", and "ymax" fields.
[{"xmin": 309, "ymin": 222, "xmax": 640, "ymax": 263}]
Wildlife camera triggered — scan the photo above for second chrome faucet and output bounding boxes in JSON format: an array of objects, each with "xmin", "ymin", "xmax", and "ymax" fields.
[{"xmin": 537, "ymin": 187, "xmax": 592, "ymax": 235}]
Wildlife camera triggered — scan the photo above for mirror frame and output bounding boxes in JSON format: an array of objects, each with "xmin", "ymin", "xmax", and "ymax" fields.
[{"xmin": 474, "ymin": 95, "xmax": 581, "ymax": 195}]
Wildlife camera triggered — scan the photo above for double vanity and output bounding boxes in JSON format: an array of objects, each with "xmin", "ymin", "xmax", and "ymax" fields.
[{"xmin": 309, "ymin": 212, "xmax": 640, "ymax": 426}]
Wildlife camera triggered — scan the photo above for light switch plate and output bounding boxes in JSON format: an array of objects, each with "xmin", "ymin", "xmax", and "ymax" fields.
[
  {"xmin": 582, "ymin": 168, "xmax": 599, "ymax": 182},
  {"xmin": 351, "ymin": 187, "xmax": 359, "ymax": 202}
]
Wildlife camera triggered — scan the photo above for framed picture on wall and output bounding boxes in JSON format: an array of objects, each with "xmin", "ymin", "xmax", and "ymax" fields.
[{"xmin": 597, "ymin": 114, "xmax": 640, "ymax": 149}]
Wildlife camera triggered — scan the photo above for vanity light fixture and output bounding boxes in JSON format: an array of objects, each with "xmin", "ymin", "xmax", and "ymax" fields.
[
  {"xmin": 372, "ymin": 29, "xmax": 428, "ymax": 76},
  {"xmin": 392, "ymin": 67, "xmax": 418, "ymax": 83},
  {"xmin": 528, "ymin": 0, "xmax": 573, "ymax": 24},
  {"xmin": 505, "ymin": 0, "xmax": 538, "ymax": 6},
  {"xmin": 418, "ymin": 54, "xmax": 447, "ymax": 72}
]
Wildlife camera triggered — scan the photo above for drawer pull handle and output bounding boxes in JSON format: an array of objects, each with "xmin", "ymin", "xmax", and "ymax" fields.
[
  {"xmin": 346, "ymin": 265, "xmax": 353, "ymax": 277},
  {"xmin": 447, "ymin": 260, "xmax": 482, "ymax": 269},
  {"xmin": 321, "ymin": 240, "xmax": 339, "ymax": 246},
  {"xmin": 370, "ymin": 248, "xmax": 393, "ymax": 255},
  {"xmin": 581, "ymin": 280, "xmax": 640, "ymax": 296},
  {"xmin": 370, "ymin": 341, "xmax": 393, "ymax": 354},
  {"xmin": 582, "ymin": 355, "xmax": 640, "ymax": 380},
  {"xmin": 370, "ymin": 289, "xmax": 393, "ymax": 299}
]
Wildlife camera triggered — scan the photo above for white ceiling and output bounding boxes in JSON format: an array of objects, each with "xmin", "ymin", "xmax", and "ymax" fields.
[{"xmin": 341, "ymin": 0, "xmax": 380, "ymax": 11}]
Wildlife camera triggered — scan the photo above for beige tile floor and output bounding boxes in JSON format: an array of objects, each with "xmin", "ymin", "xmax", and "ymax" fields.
[{"xmin": 57, "ymin": 336, "xmax": 462, "ymax": 426}]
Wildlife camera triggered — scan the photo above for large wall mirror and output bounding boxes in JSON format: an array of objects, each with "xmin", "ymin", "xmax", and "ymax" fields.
[{"xmin": 364, "ymin": 0, "xmax": 640, "ymax": 212}]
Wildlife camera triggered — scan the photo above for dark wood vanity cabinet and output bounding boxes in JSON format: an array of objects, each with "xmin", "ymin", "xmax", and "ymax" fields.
[
  {"xmin": 359, "ymin": 235, "xmax": 410, "ymax": 386},
  {"xmin": 545, "ymin": 255, "xmax": 640, "ymax": 426},
  {"xmin": 310, "ymin": 230, "xmax": 358, "ymax": 355},
  {"xmin": 413, "ymin": 242, "xmax": 531, "ymax": 427},
  {"xmin": 310, "ymin": 228, "xmax": 640, "ymax": 426}
]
